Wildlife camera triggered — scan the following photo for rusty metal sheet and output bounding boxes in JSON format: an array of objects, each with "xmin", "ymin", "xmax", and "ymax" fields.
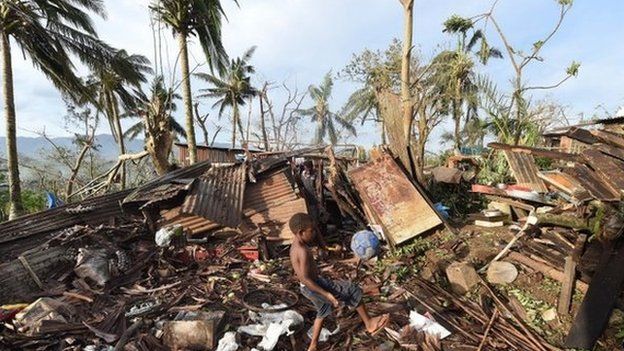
[
  {"xmin": 348, "ymin": 153, "xmax": 442, "ymax": 245},
  {"xmin": 563, "ymin": 164, "xmax": 620, "ymax": 202},
  {"xmin": 159, "ymin": 207, "xmax": 221, "ymax": 236},
  {"xmin": 503, "ymin": 151, "xmax": 549, "ymax": 193},
  {"xmin": 243, "ymin": 170, "xmax": 307, "ymax": 242},
  {"xmin": 581, "ymin": 149, "xmax": 624, "ymax": 194},
  {"xmin": 181, "ymin": 163, "xmax": 247, "ymax": 228}
]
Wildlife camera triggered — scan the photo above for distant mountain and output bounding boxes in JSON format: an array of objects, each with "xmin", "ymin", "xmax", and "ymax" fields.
[{"xmin": 0, "ymin": 135, "xmax": 145, "ymax": 160}]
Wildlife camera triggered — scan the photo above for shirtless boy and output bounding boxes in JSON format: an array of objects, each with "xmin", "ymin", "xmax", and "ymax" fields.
[{"xmin": 289, "ymin": 213, "xmax": 389, "ymax": 351}]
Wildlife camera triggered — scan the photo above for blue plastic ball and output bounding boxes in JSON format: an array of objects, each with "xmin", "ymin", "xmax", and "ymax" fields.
[{"xmin": 350, "ymin": 230, "xmax": 380, "ymax": 260}]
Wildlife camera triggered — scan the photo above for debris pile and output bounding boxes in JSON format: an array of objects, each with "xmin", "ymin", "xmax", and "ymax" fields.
[
  {"xmin": 0, "ymin": 146, "xmax": 573, "ymax": 350},
  {"xmin": 466, "ymin": 123, "xmax": 624, "ymax": 350}
]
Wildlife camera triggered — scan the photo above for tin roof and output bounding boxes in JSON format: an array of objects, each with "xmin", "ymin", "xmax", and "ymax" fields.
[{"xmin": 181, "ymin": 163, "xmax": 247, "ymax": 228}]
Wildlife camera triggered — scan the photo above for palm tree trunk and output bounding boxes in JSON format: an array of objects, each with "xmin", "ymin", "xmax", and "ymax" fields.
[
  {"xmin": 178, "ymin": 33, "xmax": 197, "ymax": 164},
  {"xmin": 453, "ymin": 99, "xmax": 461, "ymax": 153},
  {"xmin": 400, "ymin": 0, "xmax": 414, "ymax": 143},
  {"xmin": 232, "ymin": 104, "xmax": 239, "ymax": 148},
  {"xmin": 1, "ymin": 32, "xmax": 23, "ymax": 219},
  {"xmin": 259, "ymin": 89, "xmax": 269, "ymax": 150},
  {"xmin": 112, "ymin": 101, "xmax": 126, "ymax": 189}
]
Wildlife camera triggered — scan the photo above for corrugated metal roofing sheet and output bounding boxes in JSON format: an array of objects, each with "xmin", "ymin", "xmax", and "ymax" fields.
[
  {"xmin": 243, "ymin": 170, "xmax": 307, "ymax": 242},
  {"xmin": 181, "ymin": 163, "xmax": 247, "ymax": 228}
]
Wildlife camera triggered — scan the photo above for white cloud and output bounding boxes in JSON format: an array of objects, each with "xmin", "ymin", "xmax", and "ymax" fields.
[{"xmin": 0, "ymin": 0, "xmax": 622, "ymax": 150}]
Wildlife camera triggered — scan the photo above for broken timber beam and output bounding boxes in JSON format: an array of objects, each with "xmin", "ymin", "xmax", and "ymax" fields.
[
  {"xmin": 565, "ymin": 238, "xmax": 624, "ymax": 350},
  {"xmin": 558, "ymin": 234, "xmax": 588, "ymax": 315},
  {"xmin": 508, "ymin": 252, "xmax": 588, "ymax": 294},
  {"xmin": 581, "ymin": 148, "xmax": 624, "ymax": 194},
  {"xmin": 591, "ymin": 130, "xmax": 624, "ymax": 149},
  {"xmin": 488, "ymin": 143, "xmax": 580, "ymax": 162}
]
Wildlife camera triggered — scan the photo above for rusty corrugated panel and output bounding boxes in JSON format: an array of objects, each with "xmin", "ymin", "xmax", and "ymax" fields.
[
  {"xmin": 159, "ymin": 207, "xmax": 221, "ymax": 236},
  {"xmin": 181, "ymin": 163, "xmax": 247, "ymax": 228},
  {"xmin": 243, "ymin": 170, "xmax": 307, "ymax": 242},
  {"xmin": 348, "ymin": 153, "xmax": 442, "ymax": 245},
  {"xmin": 503, "ymin": 151, "xmax": 549, "ymax": 193}
]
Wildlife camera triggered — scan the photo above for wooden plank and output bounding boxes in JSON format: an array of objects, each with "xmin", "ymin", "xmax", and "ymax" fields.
[
  {"xmin": 349, "ymin": 154, "xmax": 442, "ymax": 245},
  {"xmin": 488, "ymin": 142, "xmax": 581, "ymax": 162},
  {"xmin": 596, "ymin": 143, "xmax": 624, "ymax": 162},
  {"xmin": 591, "ymin": 129, "xmax": 624, "ymax": 149},
  {"xmin": 581, "ymin": 148, "xmax": 624, "ymax": 193},
  {"xmin": 503, "ymin": 151, "xmax": 549, "ymax": 193},
  {"xmin": 537, "ymin": 171, "xmax": 591, "ymax": 201},
  {"xmin": 484, "ymin": 195, "xmax": 535, "ymax": 211},
  {"xmin": 563, "ymin": 164, "xmax": 620, "ymax": 202},
  {"xmin": 557, "ymin": 256, "xmax": 576, "ymax": 315},
  {"xmin": 565, "ymin": 239, "xmax": 624, "ymax": 349},
  {"xmin": 566, "ymin": 127, "xmax": 598, "ymax": 144}
]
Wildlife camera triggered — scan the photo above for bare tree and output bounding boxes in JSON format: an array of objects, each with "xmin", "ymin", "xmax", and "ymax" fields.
[
  {"xmin": 475, "ymin": 0, "xmax": 579, "ymax": 145},
  {"xmin": 262, "ymin": 82, "xmax": 307, "ymax": 150}
]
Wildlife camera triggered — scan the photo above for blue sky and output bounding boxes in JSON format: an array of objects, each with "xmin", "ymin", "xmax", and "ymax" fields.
[{"xmin": 4, "ymin": 0, "xmax": 624, "ymax": 149}]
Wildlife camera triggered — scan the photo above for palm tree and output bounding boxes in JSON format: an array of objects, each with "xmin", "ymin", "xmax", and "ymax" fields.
[
  {"xmin": 150, "ymin": 0, "xmax": 234, "ymax": 164},
  {"xmin": 0, "ymin": 0, "xmax": 115, "ymax": 218},
  {"xmin": 433, "ymin": 15, "xmax": 502, "ymax": 152},
  {"xmin": 196, "ymin": 46, "xmax": 257, "ymax": 148},
  {"xmin": 126, "ymin": 76, "xmax": 183, "ymax": 175},
  {"xmin": 85, "ymin": 50, "xmax": 151, "ymax": 189},
  {"xmin": 298, "ymin": 72, "xmax": 356, "ymax": 145},
  {"xmin": 341, "ymin": 86, "xmax": 385, "ymax": 144}
]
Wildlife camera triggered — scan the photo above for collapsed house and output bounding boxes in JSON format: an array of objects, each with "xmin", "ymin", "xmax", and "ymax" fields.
[
  {"xmin": 464, "ymin": 121, "xmax": 624, "ymax": 350},
  {"xmin": 8, "ymin": 133, "xmax": 617, "ymax": 349},
  {"xmin": 1, "ymin": 146, "xmax": 481, "ymax": 351}
]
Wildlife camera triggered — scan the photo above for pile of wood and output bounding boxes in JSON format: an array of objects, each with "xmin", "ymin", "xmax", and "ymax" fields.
[{"xmin": 470, "ymin": 123, "xmax": 624, "ymax": 350}]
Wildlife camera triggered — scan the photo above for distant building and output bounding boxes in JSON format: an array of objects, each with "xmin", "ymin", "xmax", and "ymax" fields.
[
  {"xmin": 542, "ymin": 126, "xmax": 597, "ymax": 154},
  {"xmin": 175, "ymin": 143, "xmax": 262, "ymax": 165}
]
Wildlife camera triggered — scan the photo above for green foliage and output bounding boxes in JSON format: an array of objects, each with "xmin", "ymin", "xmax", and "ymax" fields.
[
  {"xmin": 0, "ymin": 0, "xmax": 117, "ymax": 100},
  {"xmin": 125, "ymin": 76, "xmax": 184, "ymax": 140},
  {"xmin": 150, "ymin": 0, "xmax": 232, "ymax": 73},
  {"xmin": 443, "ymin": 15, "xmax": 473, "ymax": 34},
  {"xmin": 297, "ymin": 72, "xmax": 356, "ymax": 145},
  {"xmin": 196, "ymin": 46, "xmax": 258, "ymax": 144},
  {"xmin": 0, "ymin": 173, "xmax": 45, "ymax": 221},
  {"xmin": 428, "ymin": 180, "xmax": 484, "ymax": 218},
  {"xmin": 477, "ymin": 152, "xmax": 512, "ymax": 185},
  {"xmin": 558, "ymin": 0, "xmax": 573, "ymax": 6},
  {"xmin": 506, "ymin": 287, "xmax": 553, "ymax": 335},
  {"xmin": 566, "ymin": 61, "xmax": 581, "ymax": 77}
]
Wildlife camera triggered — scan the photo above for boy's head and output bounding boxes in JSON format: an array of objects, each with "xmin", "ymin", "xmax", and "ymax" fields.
[{"xmin": 289, "ymin": 213, "xmax": 315, "ymax": 243}]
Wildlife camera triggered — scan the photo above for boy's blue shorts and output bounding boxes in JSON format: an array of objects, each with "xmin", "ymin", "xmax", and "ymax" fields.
[{"xmin": 300, "ymin": 276, "xmax": 363, "ymax": 318}]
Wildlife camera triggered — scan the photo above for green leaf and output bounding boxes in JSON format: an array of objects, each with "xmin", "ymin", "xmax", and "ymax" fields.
[
  {"xmin": 558, "ymin": 0, "xmax": 573, "ymax": 6},
  {"xmin": 566, "ymin": 61, "xmax": 581, "ymax": 76}
]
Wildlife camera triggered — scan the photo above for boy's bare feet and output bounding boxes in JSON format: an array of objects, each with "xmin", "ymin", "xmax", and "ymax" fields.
[{"xmin": 365, "ymin": 313, "xmax": 390, "ymax": 335}]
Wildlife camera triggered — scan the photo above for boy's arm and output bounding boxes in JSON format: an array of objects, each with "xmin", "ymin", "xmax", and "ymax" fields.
[{"xmin": 293, "ymin": 249, "xmax": 339, "ymax": 307}]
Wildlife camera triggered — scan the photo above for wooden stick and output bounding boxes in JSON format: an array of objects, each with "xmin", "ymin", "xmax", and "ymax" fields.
[
  {"xmin": 557, "ymin": 256, "xmax": 576, "ymax": 315},
  {"xmin": 62, "ymin": 291, "xmax": 94, "ymax": 303},
  {"xmin": 480, "ymin": 279, "xmax": 552, "ymax": 351},
  {"xmin": 477, "ymin": 309, "xmax": 498, "ymax": 351},
  {"xmin": 113, "ymin": 319, "xmax": 143, "ymax": 351},
  {"xmin": 18, "ymin": 255, "xmax": 43, "ymax": 290}
]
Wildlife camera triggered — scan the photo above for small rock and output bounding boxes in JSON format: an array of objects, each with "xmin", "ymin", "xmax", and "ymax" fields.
[
  {"xmin": 486, "ymin": 261, "xmax": 518, "ymax": 285},
  {"xmin": 542, "ymin": 308, "xmax": 557, "ymax": 322},
  {"xmin": 446, "ymin": 262, "xmax": 480, "ymax": 294}
]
